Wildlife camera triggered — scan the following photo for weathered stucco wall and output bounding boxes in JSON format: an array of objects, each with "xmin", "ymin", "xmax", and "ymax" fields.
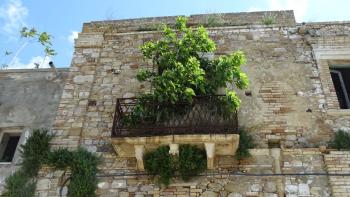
[
  {"xmin": 0, "ymin": 69, "xmax": 68, "ymax": 128},
  {"xmin": 0, "ymin": 68, "xmax": 68, "ymax": 192}
]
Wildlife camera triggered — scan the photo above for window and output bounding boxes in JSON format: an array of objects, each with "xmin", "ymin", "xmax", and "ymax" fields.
[
  {"xmin": 330, "ymin": 65, "xmax": 350, "ymax": 109},
  {"xmin": 0, "ymin": 133, "xmax": 21, "ymax": 162},
  {"xmin": 312, "ymin": 45, "xmax": 350, "ymax": 113}
]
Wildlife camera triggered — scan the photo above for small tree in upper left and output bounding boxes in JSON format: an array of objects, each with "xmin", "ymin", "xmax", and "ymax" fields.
[{"xmin": 1, "ymin": 27, "xmax": 56, "ymax": 69}]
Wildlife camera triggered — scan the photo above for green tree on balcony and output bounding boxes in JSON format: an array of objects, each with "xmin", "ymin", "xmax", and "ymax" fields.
[{"xmin": 125, "ymin": 16, "xmax": 249, "ymax": 124}]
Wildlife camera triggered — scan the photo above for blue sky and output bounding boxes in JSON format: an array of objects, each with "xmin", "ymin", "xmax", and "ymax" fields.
[{"xmin": 0, "ymin": 0, "xmax": 350, "ymax": 69}]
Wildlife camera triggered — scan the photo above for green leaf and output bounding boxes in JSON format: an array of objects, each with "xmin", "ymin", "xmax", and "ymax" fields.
[
  {"xmin": 39, "ymin": 32, "xmax": 51, "ymax": 45},
  {"xmin": 175, "ymin": 16, "xmax": 188, "ymax": 30},
  {"xmin": 184, "ymin": 87, "xmax": 195, "ymax": 102},
  {"xmin": 45, "ymin": 47, "xmax": 57, "ymax": 56},
  {"xmin": 20, "ymin": 27, "xmax": 37, "ymax": 38}
]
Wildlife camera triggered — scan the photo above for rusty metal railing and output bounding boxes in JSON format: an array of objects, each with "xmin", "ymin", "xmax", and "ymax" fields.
[{"xmin": 111, "ymin": 95, "xmax": 238, "ymax": 137}]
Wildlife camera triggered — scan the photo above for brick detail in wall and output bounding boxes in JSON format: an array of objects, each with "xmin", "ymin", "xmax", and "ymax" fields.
[
  {"xmin": 258, "ymin": 82, "xmax": 302, "ymax": 147},
  {"xmin": 317, "ymin": 59, "xmax": 340, "ymax": 110},
  {"xmin": 325, "ymin": 151, "xmax": 350, "ymax": 197}
]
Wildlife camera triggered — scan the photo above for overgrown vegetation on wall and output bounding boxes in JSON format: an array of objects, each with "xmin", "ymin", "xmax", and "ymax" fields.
[
  {"xmin": 261, "ymin": 13, "xmax": 277, "ymax": 25},
  {"xmin": 330, "ymin": 130, "xmax": 350, "ymax": 150},
  {"xmin": 47, "ymin": 147, "xmax": 100, "ymax": 197},
  {"xmin": 2, "ymin": 129, "xmax": 51, "ymax": 197},
  {"xmin": 124, "ymin": 16, "xmax": 249, "ymax": 125},
  {"xmin": 235, "ymin": 130, "xmax": 256, "ymax": 160},
  {"xmin": 2, "ymin": 129, "xmax": 99, "ymax": 197},
  {"xmin": 178, "ymin": 144, "xmax": 207, "ymax": 181},
  {"xmin": 144, "ymin": 145, "xmax": 207, "ymax": 185},
  {"xmin": 144, "ymin": 146, "xmax": 175, "ymax": 185}
]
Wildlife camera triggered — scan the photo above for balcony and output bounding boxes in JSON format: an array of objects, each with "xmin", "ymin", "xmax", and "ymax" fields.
[
  {"xmin": 112, "ymin": 95, "xmax": 239, "ymax": 137},
  {"xmin": 111, "ymin": 95, "xmax": 240, "ymax": 170}
]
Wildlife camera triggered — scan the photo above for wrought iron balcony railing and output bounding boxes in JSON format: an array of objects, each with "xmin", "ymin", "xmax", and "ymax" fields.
[{"xmin": 112, "ymin": 95, "xmax": 238, "ymax": 137}]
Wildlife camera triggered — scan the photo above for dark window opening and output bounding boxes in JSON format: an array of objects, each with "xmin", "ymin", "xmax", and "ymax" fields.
[
  {"xmin": 268, "ymin": 139, "xmax": 280, "ymax": 148},
  {"xmin": 330, "ymin": 67, "xmax": 350, "ymax": 109},
  {"xmin": 0, "ymin": 133, "xmax": 20, "ymax": 162}
]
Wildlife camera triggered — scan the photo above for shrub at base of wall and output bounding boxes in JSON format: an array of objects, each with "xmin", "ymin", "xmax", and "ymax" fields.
[{"xmin": 1, "ymin": 129, "xmax": 100, "ymax": 197}]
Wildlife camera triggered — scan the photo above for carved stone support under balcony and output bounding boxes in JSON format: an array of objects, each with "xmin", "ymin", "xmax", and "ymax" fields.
[
  {"xmin": 169, "ymin": 144, "xmax": 179, "ymax": 155},
  {"xmin": 112, "ymin": 134, "xmax": 240, "ymax": 170},
  {"xmin": 134, "ymin": 145, "xmax": 145, "ymax": 171},
  {"xmin": 204, "ymin": 143, "xmax": 216, "ymax": 169},
  {"xmin": 270, "ymin": 148, "xmax": 281, "ymax": 174}
]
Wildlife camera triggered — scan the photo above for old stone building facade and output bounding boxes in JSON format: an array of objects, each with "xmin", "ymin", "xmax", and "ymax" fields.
[
  {"xmin": 0, "ymin": 69, "xmax": 68, "ymax": 192},
  {"xmin": 1, "ymin": 10, "xmax": 350, "ymax": 196}
]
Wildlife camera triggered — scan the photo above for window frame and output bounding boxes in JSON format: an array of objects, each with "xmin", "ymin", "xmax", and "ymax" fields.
[
  {"xmin": 0, "ymin": 133, "xmax": 21, "ymax": 163},
  {"xmin": 329, "ymin": 66, "xmax": 350, "ymax": 109},
  {"xmin": 0, "ymin": 128, "xmax": 29, "ymax": 165},
  {"xmin": 313, "ymin": 46, "xmax": 350, "ymax": 115}
]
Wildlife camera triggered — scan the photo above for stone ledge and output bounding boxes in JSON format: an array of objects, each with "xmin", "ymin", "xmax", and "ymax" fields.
[
  {"xmin": 82, "ymin": 10, "xmax": 296, "ymax": 34},
  {"xmin": 0, "ymin": 68, "xmax": 69, "ymax": 73},
  {"xmin": 112, "ymin": 134, "xmax": 239, "ymax": 170},
  {"xmin": 111, "ymin": 134, "xmax": 239, "ymax": 157},
  {"xmin": 327, "ymin": 109, "xmax": 350, "ymax": 116}
]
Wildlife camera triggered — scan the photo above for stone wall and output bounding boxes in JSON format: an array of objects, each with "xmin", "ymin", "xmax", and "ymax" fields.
[
  {"xmin": 35, "ymin": 149, "xmax": 350, "ymax": 197},
  {"xmin": 325, "ymin": 151, "xmax": 350, "ymax": 196},
  {"xmin": 82, "ymin": 10, "xmax": 295, "ymax": 34},
  {"xmin": 52, "ymin": 10, "xmax": 350, "ymax": 151},
  {"xmin": 2, "ymin": 10, "xmax": 350, "ymax": 196},
  {"xmin": 31, "ymin": 10, "xmax": 350, "ymax": 197}
]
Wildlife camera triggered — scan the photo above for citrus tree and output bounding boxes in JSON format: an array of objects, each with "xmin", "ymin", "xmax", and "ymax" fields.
[{"xmin": 126, "ymin": 16, "xmax": 249, "ymax": 124}]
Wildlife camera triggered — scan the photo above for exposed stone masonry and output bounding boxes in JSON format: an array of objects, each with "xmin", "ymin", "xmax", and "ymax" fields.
[
  {"xmin": 36, "ymin": 149, "xmax": 350, "ymax": 197},
  {"xmin": 1, "ymin": 10, "xmax": 350, "ymax": 196},
  {"xmin": 37, "ymin": 10, "xmax": 350, "ymax": 196},
  {"xmin": 325, "ymin": 151, "xmax": 350, "ymax": 196}
]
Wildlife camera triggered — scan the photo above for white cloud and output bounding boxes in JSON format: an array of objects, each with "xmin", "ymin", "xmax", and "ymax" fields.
[
  {"xmin": 247, "ymin": 7, "xmax": 263, "ymax": 12},
  {"xmin": 267, "ymin": 0, "xmax": 309, "ymax": 22},
  {"xmin": 0, "ymin": 0, "xmax": 28, "ymax": 35},
  {"xmin": 6, "ymin": 56, "xmax": 52, "ymax": 69},
  {"xmin": 68, "ymin": 31, "xmax": 79, "ymax": 43}
]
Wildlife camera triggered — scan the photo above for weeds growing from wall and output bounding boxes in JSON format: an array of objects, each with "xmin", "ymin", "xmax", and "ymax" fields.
[
  {"xmin": 2, "ymin": 170, "xmax": 36, "ymax": 197},
  {"xmin": 2, "ymin": 129, "xmax": 99, "ymax": 197},
  {"xmin": 205, "ymin": 14, "xmax": 224, "ymax": 27},
  {"xmin": 66, "ymin": 148, "xmax": 99, "ymax": 197},
  {"xmin": 47, "ymin": 147, "xmax": 99, "ymax": 197},
  {"xmin": 144, "ymin": 145, "xmax": 207, "ymax": 185},
  {"xmin": 46, "ymin": 148, "xmax": 74, "ymax": 170},
  {"xmin": 178, "ymin": 144, "xmax": 206, "ymax": 181},
  {"xmin": 262, "ymin": 13, "xmax": 277, "ymax": 25},
  {"xmin": 330, "ymin": 130, "xmax": 350, "ymax": 150},
  {"xmin": 2, "ymin": 129, "xmax": 51, "ymax": 197},
  {"xmin": 235, "ymin": 130, "xmax": 255, "ymax": 160},
  {"xmin": 21, "ymin": 129, "xmax": 52, "ymax": 177},
  {"xmin": 144, "ymin": 146, "xmax": 175, "ymax": 185}
]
